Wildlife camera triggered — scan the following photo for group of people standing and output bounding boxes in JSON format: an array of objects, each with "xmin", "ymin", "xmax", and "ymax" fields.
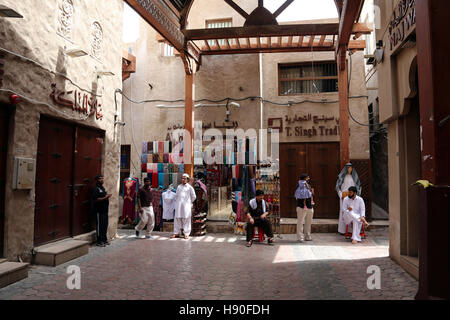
[
  {"xmin": 91, "ymin": 163, "xmax": 370, "ymax": 248},
  {"xmin": 91, "ymin": 173, "xmax": 197, "ymax": 247},
  {"xmin": 289, "ymin": 163, "xmax": 369, "ymax": 245}
]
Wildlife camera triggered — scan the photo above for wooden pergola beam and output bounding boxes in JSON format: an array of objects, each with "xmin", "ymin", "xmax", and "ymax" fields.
[
  {"xmin": 224, "ymin": 0, "xmax": 249, "ymax": 19},
  {"xmin": 273, "ymin": 0, "xmax": 295, "ymax": 18},
  {"xmin": 183, "ymin": 23, "xmax": 371, "ymax": 40},
  {"xmin": 336, "ymin": 0, "xmax": 365, "ymax": 55},
  {"xmin": 125, "ymin": 0, "xmax": 185, "ymax": 51}
]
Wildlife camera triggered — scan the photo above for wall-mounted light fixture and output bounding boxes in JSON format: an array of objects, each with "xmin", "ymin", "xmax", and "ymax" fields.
[
  {"xmin": 0, "ymin": 5, "xmax": 23, "ymax": 18},
  {"xmin": 97, "ymin": 71, "xmax": 115, "ymax": 77},
  {"xmin": 65, "ymin": 48, "xmax": 88, "ymax": 58}
]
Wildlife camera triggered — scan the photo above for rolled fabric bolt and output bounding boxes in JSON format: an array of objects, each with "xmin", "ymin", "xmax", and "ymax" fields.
[
  {"xmin": 148, "ymin": 141, "xmax": 153, "ymax": 153},
  {"xmin": 147, "ymin": 153, "xmax": 153, "ymax": 163},
  {"xmin": 141, "ymin": 163, "xmax": 147, "ymax": 173},
  {"xmin": 147, "ymin": 163, "xmax": 152, "ymax": 173},
  {"xmin": 142, "ymin": 142, "xmax": 148, "ymax": 155},
  {"xmin": 142, "ymin": 154, "xmax": 148, "ymax": 164},
  {"xmin": 158, "ymin": 173, "xmax": 164, "ymax": 189},
  {"xmin": 152, "ymin": 172, "xmax": 159, "ymax": 188}
]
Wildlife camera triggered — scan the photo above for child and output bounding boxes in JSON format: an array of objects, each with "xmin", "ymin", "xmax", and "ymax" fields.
[
  {"xmin": 295, "ymin": 174, "xmax": 314, "ymax": 207},
  {"xmin": 294, "ymin": 173, "xmax": 315, "ymax": 242}
]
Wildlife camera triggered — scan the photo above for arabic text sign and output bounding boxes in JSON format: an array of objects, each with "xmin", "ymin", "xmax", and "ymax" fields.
[{"xmin": 50, "ymin": 83, "xmax": 103, "ymax": 119}]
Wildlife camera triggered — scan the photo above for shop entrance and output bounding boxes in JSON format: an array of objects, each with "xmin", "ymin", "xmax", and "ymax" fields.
[
  {"xmin": 0, "ymin": 105, "xmax": 10, "ymax": 257},
  {"xmin": 280, "ymin": 142, "xmax": 340, "ymax": 219},
  {"xmin": 34, "ymin": 117, "xmax": 103, "ymax": 246}
]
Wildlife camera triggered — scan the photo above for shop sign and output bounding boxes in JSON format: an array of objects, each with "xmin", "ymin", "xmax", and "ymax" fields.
[
  {"xmin": 388, "ymin": 0, "xmax": 416, "ymax": 52},
  {"xmin": 50, "ymin": 83, "xmax": 103, "ymax": 119},
  {"xmin": 278, "ymin": 114, "xmax": 340, "ymax": 138}
]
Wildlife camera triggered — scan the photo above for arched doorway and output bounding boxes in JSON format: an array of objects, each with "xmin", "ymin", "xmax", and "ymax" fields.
[{"xmin": 400, "ymin": 59, "xmax": 421, "ymax": 260}]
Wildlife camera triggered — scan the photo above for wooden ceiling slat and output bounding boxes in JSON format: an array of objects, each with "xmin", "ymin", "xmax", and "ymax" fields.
[
  {"xmin": 214, "ymin": 39, "xmax": 220, "ymax": 50},
  {"xmin": 319, "ymin": 35, "xmax": 326, "ymax": 46},
  {"xmin": 246, "ymin": 38, "xmax": 250, "ymax": 48},
  {"xmin": 288, "ymin": 36, "xmax": 293, "ymax": 47},
  {"xmin": 267, "ymin": 37, "xmax": 272, "ymax": 48},
  {"xmin": 308, "ymin": 35, "xmax": 315, "ymax": 47},
  {"xmin": 204, "ymin": 40, "xmax": 211, "ymax": 51},
  {"xmin": 298, "ymin": 36, "xmax": 304, "ymax": 46},
  {"xmin": 277, "ymin": 37, "xmax": 282, "ymax": 47},
  {"xmin": 225, "ymin": 38, "xmax": 231, "ymax": 50},
  {"xmin": 236, "ymin": 38, "xmax": 241, "ymax": 49}
]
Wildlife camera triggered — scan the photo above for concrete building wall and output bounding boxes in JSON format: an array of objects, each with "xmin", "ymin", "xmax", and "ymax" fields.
[
  {"xmin": 374, "ymin": 0, "xmax": 420, "ymax": 279},
  {"xmin": 0, "ymin": 0, "xmax": 123, "ymax": 261}
]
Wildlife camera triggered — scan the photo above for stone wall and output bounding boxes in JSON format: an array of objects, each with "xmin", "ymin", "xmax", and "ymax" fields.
[{"xmin": 0, "ymin": 0, "xmax": 123, "ymax": 261}]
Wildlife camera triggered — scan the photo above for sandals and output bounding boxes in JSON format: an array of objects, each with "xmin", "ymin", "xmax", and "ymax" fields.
[
  {"xmin": 170, "ymin": 234, "xmax": 179, "ymax": 239},
  {"xmin": 267, "ymin": 238, "xmax": 275, "ymax": 246},
  {"xmin": 246, "ymin": 240, "xmax": 253, "ymax": 247}
]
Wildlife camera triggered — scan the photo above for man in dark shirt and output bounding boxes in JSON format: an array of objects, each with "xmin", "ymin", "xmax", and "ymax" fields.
[
  {"xmin": 92, "ymin": 175, "xmax": 111, "ymax": 247},
  {"xmin": 246, "ymin": 190, "xmax": 274, "ymax": 247},
  {"xmin": 135, "ymin": 178, "xmax": 155, "ymax": 239}
]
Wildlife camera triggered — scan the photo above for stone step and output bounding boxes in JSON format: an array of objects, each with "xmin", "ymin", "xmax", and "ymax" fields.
[
  {"xmin": 0, "ymin": 258, "xmax": 7, "ymax": 264},
  {"xmin": 163, "ymin": 219, "xmax": 389, "ymax": 235},
  {"xmin": 0, "ymin": 262, "xmax": 29, "ymax": 289},
  {"xmin": 33, "ymin": 239, "xmax": 89, "ymax": 267}
]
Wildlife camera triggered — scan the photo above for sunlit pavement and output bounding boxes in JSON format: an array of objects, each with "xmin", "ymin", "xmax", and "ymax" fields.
[{"xmin": 0, "ymin": 228, "xmax": 417, "ymax": 300}]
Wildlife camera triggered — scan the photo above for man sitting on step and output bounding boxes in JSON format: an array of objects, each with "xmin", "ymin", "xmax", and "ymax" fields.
[{"xmin": 342, "ymin": 186, "xmax": 370, "ymax": 244}]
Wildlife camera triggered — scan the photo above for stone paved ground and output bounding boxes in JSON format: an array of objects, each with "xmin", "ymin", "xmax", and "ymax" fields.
[{"xmin": 0, "ymin": 228, "xmax": 417, "ymax": 300}]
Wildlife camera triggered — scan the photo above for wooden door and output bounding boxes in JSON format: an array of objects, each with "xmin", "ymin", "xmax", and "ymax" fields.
[
  {"xmin": 307, "ymin": 143, "xmax": 340, "ymax": 218},
  {"xmin": 71, "ymin": 127, "xmax": 103, "ymax": 236},
  {"xmin": 35, "ymin": 117, "xmax": 74, "ymax": 245},
  {"xmin": 280, "ymin": 143, "xmax": 340, "ymax": 219},
  {"xmin": 280, "ymin": 144, "xmax": 306, "ymax": 218},
  {"xmin": 0, "ymin": 106, "xmax": 9, "ymax": 257}
]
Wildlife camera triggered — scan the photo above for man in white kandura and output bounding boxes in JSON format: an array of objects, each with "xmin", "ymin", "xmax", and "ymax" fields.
[
  {"xmin": 171, "ymin": 173, "xmax": 197, "ymax": 239},
  {"xmin": 342, "ymin": 186, "xmax": 370, "ymax": 244}
]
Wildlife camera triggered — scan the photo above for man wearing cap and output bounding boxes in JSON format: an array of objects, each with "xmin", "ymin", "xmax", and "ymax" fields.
[
  {"xmin": 342, "ymin": 186, "xmax": 370, "ymax": 244},
  {"xmin": 171, "ymin": 174, "xmax": 197, "ymax": 239},
  {"xmin": 246, "ymin": 190, "xmax": 275, "ymax": 247}
]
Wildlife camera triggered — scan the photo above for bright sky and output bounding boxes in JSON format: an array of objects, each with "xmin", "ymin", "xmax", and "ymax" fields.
[
  {"xmin": 123, "ymin": 0, "xmax": 339, "ymax": 42},
  {"xmin": 264, "ymin": 0, "xmax": 339, "ymax": 22}
]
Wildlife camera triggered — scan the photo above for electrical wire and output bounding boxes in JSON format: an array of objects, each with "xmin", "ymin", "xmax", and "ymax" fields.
[{"xmin": 0, "ymin": 46, "xmax": 102, "ymax": 97}]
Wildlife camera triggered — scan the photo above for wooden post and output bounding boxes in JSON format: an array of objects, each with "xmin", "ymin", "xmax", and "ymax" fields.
[
  {"xmin": 184, "ymin": 71, "xmax": 195, "ymax": 178},
  {"xmin": 337, "ymin": 46, "xmax": 350, "ymax": 168}
]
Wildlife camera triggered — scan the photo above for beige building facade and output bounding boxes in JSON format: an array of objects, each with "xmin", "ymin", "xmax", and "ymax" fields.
[
  {"xmin": 0, "ymin": 0, "xmax": 124, "ymax": 261},
  {"xmin": 121, "ymin": 0, "xmax": 370, "ymax": 221},
  {"xmin": 373, "ymin": 0, "xmax": 420, "ymax": 279}
]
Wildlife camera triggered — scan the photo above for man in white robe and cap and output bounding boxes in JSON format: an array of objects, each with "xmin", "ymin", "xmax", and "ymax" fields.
[
  {"xmin": 171, "ymin": 173, "xmax": 196, "ymax": 239},
  {"xmin": 336, "ymin": 163, "xmax": 362, "ymax": 234},
  {"xmin": 342, "ymin": 186, "xmax": 370, "ymax": 244}
]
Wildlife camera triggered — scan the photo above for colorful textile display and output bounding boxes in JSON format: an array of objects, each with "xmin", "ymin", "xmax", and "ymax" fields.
[
  {"xmin": 141, "ymin": 163, "xmax": 147, "ymax": 172},
  {"xmin": 152, "ymin": 153, "xmax": 159, "ymax": 163},
  {"xmin": 147, "ymin": 154, "xmax": 153, "ymax": 163},
  {"xmin": 164, "ymin": 141, "xmax": 170, "ymax": 154},
  {"xmin": 163, "ymin": 163, "xmax": 169, "ymax": 173},
  {"xmin": 147, "ymin": 163, "xmax": 153, "ymax": 173},
  {"xmin": 158, "ymin": 153, "xmax": 164, "ymax": 163},
  {"xmin": 141, "ymin": 154, "xmax": 148, "ymax": 164},
  {"xmin": 153, "ymin": 141, "xmax": 158, "ymax": 154},
  {"xmin": 158, "ymin": 141, "xmax": 164, "ymax": 154},
  {"xmin": 148, "ymin": 141, "xmax": 153, "ymax": 153},
  {"xmin": 157, "ymin": 163, "xmax": 164, "ymax": 173},
  {"xmin": 163, "ymin": 173, "xmax": 169, "ymax": 188}
]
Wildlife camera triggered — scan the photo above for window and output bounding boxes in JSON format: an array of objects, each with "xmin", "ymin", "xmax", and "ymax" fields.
[
  {"xmin": 161, "ymin": 42, "xmax": 174, "ymax": 57},
  {"xmin": 279, "ymin": 62, "xmax": 338, "ymax": 95},
  {"xmin": 206, "ymin": 19, "xmax": 232, "ymax": 47}
]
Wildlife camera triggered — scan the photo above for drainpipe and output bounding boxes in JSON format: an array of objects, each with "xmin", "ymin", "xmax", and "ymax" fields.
[{"xmin": 259, "ymin": 53, "xmax": 264, "ymax": 161}]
